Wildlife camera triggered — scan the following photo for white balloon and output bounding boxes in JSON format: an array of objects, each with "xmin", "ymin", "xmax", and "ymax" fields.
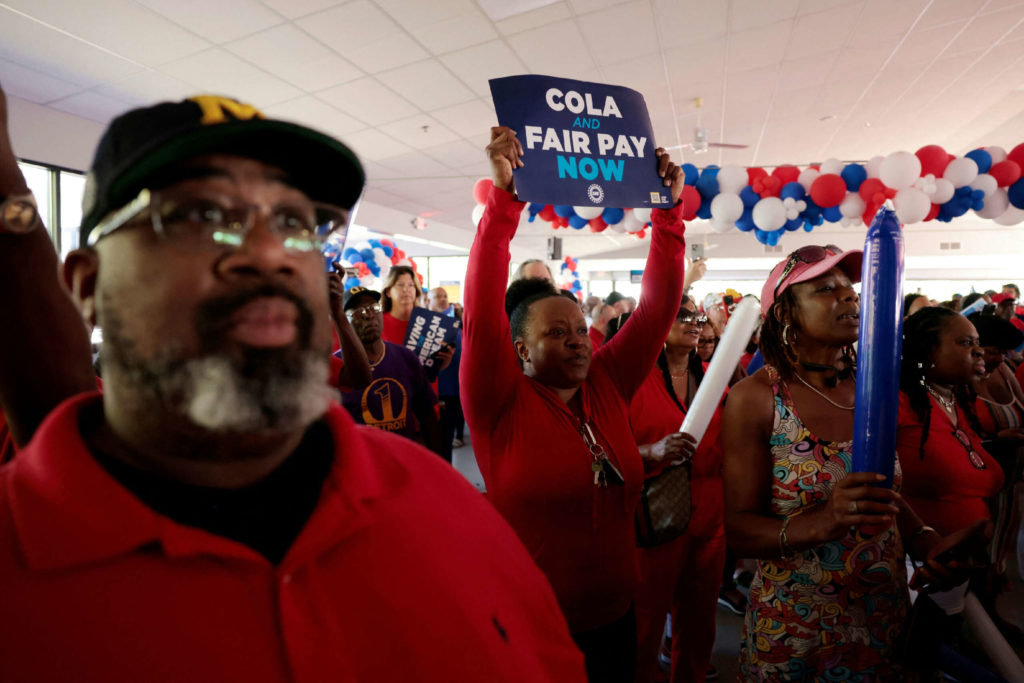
[
  {"xmin": 609, "ymin": 221, "xmax": 629, "ymax": 233},
  {"xmin": 969, "ymin": 173, "xmax": 997, "ymax": 198},
  {"xmin": 710, "ymin": 193, "xmax": 744, "ymax": 223},
  {"xmin": 710, "ymin": 217, "xmax": 733, "ymax": 234},
  {"xmin": 471, "ymin": 203, "xmax": 485, "ymax": 226},
  {"xmin": 865, "ymin": 155, "xmax": 885, "ymax": 179},
  {"xmin": 632, "ymin": 207, "xmax": 652, "ymax": 223},
  {"xmin": 839, "ymin": 192, "xmax": 866, "ymax": 218},
  {"xmin": 752, "ymin": 197, "xmax": 787, "ymax": 231},
  {"xmin": 994, "ymin": 204, "xmax": 1024, "ymax": 226},
  {"xmin": 986, "ymin": 146, "xmax": 1008, "ymax": 164},
  {"xmin": 622, "ymin": 210, "xmax": 645, "ymax": 232},
  {"xmin": 879, "ymin": 151, "xmax": 922, "ymax": 190},
  {"xmin": 894, "ymin": 187, "xmax": 931, "ymax": 224},
  {"xmin": 716, "ymin": 164, "xmax": 748, "ymax": 194},
  {"xmin": 359, "ymin": 274, "xmax": 375, "ymax": 287},
  {"xmin": 943, "ymin": 157, "xmax": 978, "ymax": 188},
  {"xmin": 927, "ymin": 178, "xmax": 954, "ymax": 205},
  {"xmin": 819, "ymin": 157, "xmax": 844, "ymax": 175},
  {"xmin": 798, "ymin": 168, "xmax": 820, "ymax": 192},
  {"xmin": 976, "ymin": 188, "xmax": 1009, "ymax": 219},
  {"xmin": 572, "ymin": 205, "xmax": 603, "ymax": 220},
  {"xmin": 351, "ymin": 240, "xmax": 372, "ymax": 252}
]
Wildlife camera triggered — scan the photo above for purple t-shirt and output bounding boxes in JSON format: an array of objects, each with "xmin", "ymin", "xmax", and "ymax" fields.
[{"xmin": 337, "ymin": 342, "xmax": 437, "ymax": 441}]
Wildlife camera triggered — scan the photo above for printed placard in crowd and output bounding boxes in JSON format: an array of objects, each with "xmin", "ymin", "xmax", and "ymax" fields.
[
  {"xmin": 403, "ymin": 307, "xmax": 460, "ymax": 369},
  {"xmin": 489, "ymin": 74, "xmax": 667, "ymax": 209}
]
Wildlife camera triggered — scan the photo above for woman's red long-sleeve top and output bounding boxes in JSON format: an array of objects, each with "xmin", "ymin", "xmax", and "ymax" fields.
[{"xmin": 461, "ymin": 186, "xmax": 685, "ymax": 633}]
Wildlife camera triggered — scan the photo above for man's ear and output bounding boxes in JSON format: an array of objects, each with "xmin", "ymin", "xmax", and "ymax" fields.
[
  {"xmin": 62, "ymin": 248, "xmax": 99, "ymax": 328},
  {"xmin": 513, "ymin": 338, "xmax": 529, "ymax": 364}
]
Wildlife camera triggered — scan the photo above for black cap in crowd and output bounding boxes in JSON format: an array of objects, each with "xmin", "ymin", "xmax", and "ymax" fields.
[
  {"xmin": 343, "ymin": 287, "xmax": 382, "ymax": 311},
  {"xmin": 80, "ymin": 94, "xmax": 365, "ymax": 246}
]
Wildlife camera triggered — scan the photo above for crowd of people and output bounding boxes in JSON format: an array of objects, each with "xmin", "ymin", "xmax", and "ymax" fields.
[{"xmin": 0, "ymin": 82, "xmax": 1022, "ymax": 683}]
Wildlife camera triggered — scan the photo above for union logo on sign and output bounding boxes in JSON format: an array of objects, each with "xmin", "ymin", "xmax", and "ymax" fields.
[{"xmin": 587, "ymin": 184, "xmax": 605, "ymax": 203}]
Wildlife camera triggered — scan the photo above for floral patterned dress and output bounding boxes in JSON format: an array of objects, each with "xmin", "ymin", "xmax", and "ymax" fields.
[{"xmin": 738, "ymin": 366, "xmax": 908, "ymax": 682}]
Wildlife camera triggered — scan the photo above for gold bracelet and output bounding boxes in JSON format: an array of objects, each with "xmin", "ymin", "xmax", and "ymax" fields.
[
  {"xmin": 779, "ymin": 516, "xmax": 795, "ymax": 560},
  {"xmin": 0, "ymin": 193, "xmax": 39, "ymax": 234}
]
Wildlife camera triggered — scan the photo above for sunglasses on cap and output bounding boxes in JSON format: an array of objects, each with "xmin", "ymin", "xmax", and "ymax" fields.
[{"xmin": 773, "ymin": 244, "xmax": 843, "ymax": 298}]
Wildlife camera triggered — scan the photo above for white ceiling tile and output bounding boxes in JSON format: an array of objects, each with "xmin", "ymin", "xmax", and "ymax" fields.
[
  {"xmin": 0, "ymin": 58, "xmax": 83, "ymax": 104},
  {"xmin": 495, "ymin": 3, "xmax": 572, "ymax": 35},
  {"xmin": 665, "ymin": 39, "xmax": 727, "ymax": 88},
  {"xmin": 729, "ymin": 0, "xmax": 801, "ymax": 32},
  {"xmin": 94, "ymin": 70, "xmax": 201, "ymax": 105},
  {"xmin": 440, "ymin": 41, "xmax": 530, "ymax": 98},
  {"xmin": 0, "ymin": 7, "xmax": 143, "ymax": 88},
  {"xmin": 317, "ymin": 77, "xmax": 419, "ymax": 124},
  {"xmin": 262, "ymin": 95, "xmax": 366, "ymax": 135},
  {"xmin": 343, "ymin": 128, "xmax": 413, "ymax": 161},
  {"xmin": 296, "ymin": 1, "xmax": 429, "ymax": 73},
  {"xmin": 409, "ymin": 10, "xmax": 500, "ymax": 55},
  {"xmin": 945, "ymin": 7, "xmax": 1024, "ymax": 55},
  {"xmin": 3, "ymin": 0, "xmax": 210, "ymax": 66},
  {"xmin": 137, "ymin": 0, "xmax": 282, "ymax": 43},
  {"xmin": 424, "ymin": 138, "xmax": 487, "ymax": 169},
  {"xmin": 48, "ymin": 91, "xmax": 134, "ymax": 123},
  {"xmin": 796, "ymin": 0, "xmax": 863, "ymax": 14},
  {"xmin": 848, "ymin": 0, "xmax": 931, "ymax": 43},
  {"xmin": 779, "ymin": 52, "xmax": 840, "ymax": 85},
  {"xmin": 726, "ymin": 21, "xmax": 794, "ymax": 72},
  {"xmin": 429, "ymin": 99, "xmax": 499, "ymax": 137},
  {"xmin": 361, "ymin": 160, "xmax": 402, "ymax": 181},
  {"xmin": 725, "ymin": 64, "xmax": 781, "ymax": 106},
  {"xmin": 889, "ymin": 21, "xmax": 967, "ymax": 67},
  {"xmin": 377, "ymin": 114, "xmax": 461, "ymax": 149},
  {"xmin": 375, "ymin": 60, "xmax": 476, "ymax": 110},
  {"xmin": 655, "ymin": 0, "xmax": 727, "ymax": 39},
  {"xmin": 161, "ymin": 49, "xmax": 302, "ymax": 106},
  {"xmin": 507, "ymin": 19, "xmax": 595, "ymax": 75},
  {"xmin": 917, "ymin": 0, "xmax": 989, "ymax": 29},
  {"xmin": 785, "ymin": 3, "xmax": 863, "ymax": 60},
  {"xmin": 375, "ymin": 0, "xmax": 479, "ymax": 27},
  {"xmin": 569, "ymin": 0, "xmax": 632, "ymax": 13},
  {"xmin": 576, "ymin": 1, "xmax": 658, "ymax": 65},
  {"xmin": 225, "ymin": 24, "xmax": 363, "ymax": 92},
  {"xmin": 375, "ymin": 151, "xmax": 455, "ymax": 178},
  {"xmin": 599, "ymin": 55, "xmax": 668, "ymax": 101},
  {"xmin": 260, "ymin": 0, "xmax": 343, "ymax": 19}
]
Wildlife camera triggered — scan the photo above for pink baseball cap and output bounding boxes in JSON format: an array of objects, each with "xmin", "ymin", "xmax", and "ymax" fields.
[{"xmin": 760, "ymin": 245, "xmax": 863, "ymax": 316}]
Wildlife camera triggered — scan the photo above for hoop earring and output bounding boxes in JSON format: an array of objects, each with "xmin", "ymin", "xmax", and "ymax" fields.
[
  {"xmin": 782, "ymin": 324, "xmax": 792, "ymax": 347},
  {"xmin": 781, "ymin": 324, "xmax": 800, "ymax": 366}
]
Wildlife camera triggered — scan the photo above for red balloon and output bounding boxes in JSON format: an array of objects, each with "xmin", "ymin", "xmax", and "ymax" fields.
[
  {"xmin": 588, "ymin": 216, "xmax": 607, "ymax": 232},
  {"xmin": 472, "ymin": 178, "xmax": 493, "ymax": 204},
  {"xmin": 858, "ymin": 178, "xmax": 887, "ymax": 204},
  {"xmin": 755, "ymin": 175, "xmax": 782, "ymax": 198},
  {"xmin": 771, "ymin": 165, "xmax": 800, "ymax": 184},
  {"xmin": 991, "ymin": 160, "xmax": 1023, "ymax": 187},
  {"xmin": 538, "ymin": 205, "xmax": 557, "ymax": 223},
  {"xmin": 356, "ymin": 262, "xmax": 370, "ymax": 276},
  {"xmin": 1008, "ymin": 143, "xmax": 1024, "ymax": 168},
  {"xmin": 915, "ymin": 144, "xmax": 949, "ymax": 177},
  {"xmin": 635, "ymin": 228, "xmax": 647, "ymax": 239},
  {"xmin": 568, "ymin": 261, "xmax": 577, "ymax": 272},
  {"xmin": 809, "ymin": 173, "xmax": 846, "ymax": 208},
  {"xmin": 556, "ymin": 215, "xmax": 569, "ymax": 228},
  {"xmin": 564, "ymin": 256, "xmax": 572, "ymax": 264},
  {"xmin": 680, "ymin": 185, "xmax": 701, "ymax": 221},
  {"xmin": 747, "ymin": 167, "xmax": 767, "ymax": 186},
  {"xmin": 924, "ymin": 203, "xmax": 940, "ymax": 221}
]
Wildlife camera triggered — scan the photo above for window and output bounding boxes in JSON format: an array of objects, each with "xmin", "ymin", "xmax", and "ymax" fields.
[
  {"xmin": 59, "ymin": 171, "xmax": 86, "ymax": 259},
  {"xmin": 14, "ymin": 160, "xmax": 86, "ymax": 259},
  {"xmin": 17, "ymin": 161, "xmax": 53, "ymax": 232}
]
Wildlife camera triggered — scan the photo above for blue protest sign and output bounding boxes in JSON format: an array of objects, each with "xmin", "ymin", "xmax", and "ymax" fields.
[
  {"xmin": 403, "ymin": 307, "xmax": 460, "ymax": 370},
  {"xmin": 489, "ymin": 74, "xmax": 668, "ymax": 209}
]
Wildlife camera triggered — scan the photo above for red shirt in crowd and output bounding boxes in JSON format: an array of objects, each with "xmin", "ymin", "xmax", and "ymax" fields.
[
  {"xmin": 588, "ymin": 325, "xmax": 604, "ymax": 348},
  {"xmin": 0, "ymin": 393, "xmax": 585, "ymax": 682},
  {"xmin": 896, "ymin": 392, "xmax": 1004, "ymax": 536},
  {"xmin": 628, "ymin": 367, "xmax": 725, "ymax": 538},
  {"xmin": 461, "ymin": 187, "xmax": 685, "ymax": 633},
  {"xmin": 382, "ymin": 312, "xmax": 409, "ymax": 346}
]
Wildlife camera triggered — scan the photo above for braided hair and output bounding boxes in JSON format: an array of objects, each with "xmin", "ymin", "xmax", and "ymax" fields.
[
  {"xmin": 759, "ymin": 287, "xmax": 856, "ymax": 382},
  {"xmin": 900, "ymin": 306, "xmax": 977, "ymax": 459}
]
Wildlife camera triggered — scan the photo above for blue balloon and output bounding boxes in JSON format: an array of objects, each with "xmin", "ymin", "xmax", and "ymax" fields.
[
  {"xmin": 745, "ymin": 349, "xmax": 764, "ymax": 374},
  {"xmin": 851, "ymin": 206, "xmax": 904, "ymax": 488},
  {"xmin": 1008, "ymin": 177, "xmax": 1024, "ymax": 209},
  {"xmin": 841, "ymin": 164, "xmax": 867, "ymax": 192},
  {"xmin": 359, "ymin": 248, "xmax": 375, "ymax": 262},
  {"xmin": 780, "ymin": 182, "xmax": 805, "ymax": 200},
  {"xmin": 680, "ymin": 163, "xmax": 699, "ymax": 186},
  {"xmin": 602, "ymin": 207, "xmax": 625, "ymax": 224},
  {"xmin": 368, "ymin": 239, "xmax": 382, "ymax": 249},
  {"xmin": 553, "ymin": 205, "xmax": 576, "ymax": 218},
  {"xmin": 822, "ymin": 205, "xmax": 842, "ymax": 222},
  {"xmin": 802, "ymin": 219, "xmax": 815, "ymax": 232},
  {"xmin": 343, "ymin": 277, "xmax": 360, "ymax": 289},
  {"xmin": 568, "ymin": 214, "xmax": 588, "ymax": 229},
  {"xmin": 735, "ymin": 208, "xmax": 755, "ymax": 232},
  {"xmin": 571, "ymin": 281, "xmax": 582, "ymax": 292},
  {"xmin": 696, "ymin": 200, "xmax": 712, "ymax": 220},
  {"xmin": 754, "ymin": 229, "xmax": 769, "ymax": 244},
  {"xmin": 965, "ymin": 148, "xmax": 992, "ymax": 174},
  {"xmin": 696, "ymin": 168, "xmax": 720, "ymax": 198},
  {"xmin": 969, "ymin": 188, "xmax": 985, "ymax": 211},
  {"xmin": 766, "ymin": 230, "xmax": 781, "ymax": 246},
  {"xmin": 381, "ymin": 246, "xmax": 394, "ymax": 257},
  {"xmin": 739, "ymin": 186, "xmax": 760, "ymax": 209},
  {"xmin": 343, "ymin": 247, "xmax": 361, "ymax": 263},
  {"xmin": 784, "ymin": 217, "xmax": 802, "ymax": 231},
  {"xmin": 528, "ymin": 203, "xmax": 544, "ymax": 215}
]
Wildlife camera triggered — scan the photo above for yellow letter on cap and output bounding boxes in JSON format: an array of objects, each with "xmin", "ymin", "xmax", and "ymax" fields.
[{"xmin": 189, "ymin": 95, "xmax": 266, "ymax": 125}]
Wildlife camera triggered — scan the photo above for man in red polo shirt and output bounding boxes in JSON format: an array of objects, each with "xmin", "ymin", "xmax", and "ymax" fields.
[{"xmin": 0, "ymin": 93, "xmax": 584, "ymax": 682}]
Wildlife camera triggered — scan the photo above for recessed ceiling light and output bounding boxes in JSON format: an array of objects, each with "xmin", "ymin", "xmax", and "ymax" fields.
[{"xmin": 477, "ymin": 0, "xmax": 562, "ymax": 22}]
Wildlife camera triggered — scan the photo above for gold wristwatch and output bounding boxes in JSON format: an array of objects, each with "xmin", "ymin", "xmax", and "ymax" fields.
[{"xmin": 0, "ymin": 192, "xmax": 39, "ymax": 233}]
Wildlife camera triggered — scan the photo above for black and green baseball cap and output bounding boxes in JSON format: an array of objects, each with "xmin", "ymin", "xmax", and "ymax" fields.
[{"xmin": 80, "ymin": 94, "xmax": 365, "ymax": 246}]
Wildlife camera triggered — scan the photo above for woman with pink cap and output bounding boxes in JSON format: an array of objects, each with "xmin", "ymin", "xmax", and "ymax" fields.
[{"xmin": 721, "ymin": 245, "xmax": 967, "ymax": 680}]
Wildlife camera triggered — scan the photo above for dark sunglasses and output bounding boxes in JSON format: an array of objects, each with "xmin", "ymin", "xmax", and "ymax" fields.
[
  {"xmin": 677, "ymin": 314, "xmax": 708, "ymax": 326},
  {"xmin": 773, "ymin": 244, "xmax": 843, "ymax": 298}
]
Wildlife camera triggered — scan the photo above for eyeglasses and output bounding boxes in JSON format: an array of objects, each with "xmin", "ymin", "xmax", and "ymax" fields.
[
  {"xmin": 697, "ymin": 337, "xmax": 717, "ymax": 346},
  {"xmin": 953, "ymin": 428, "xmax": 986, "ymax": 469},
  {"xmin": 87, "ymin": 187, "xmax": 350, "ymax": 253},
  {"xmin": 346, "ymin": 303, "xmax": 382, "ymax": 318},
  {"xmin": 773, "ymin": 244, "xmax": 843, "ymax": 298},
  {"xmin": 677, "ymin": 314, "xmax": 708, "ymax": 326}
]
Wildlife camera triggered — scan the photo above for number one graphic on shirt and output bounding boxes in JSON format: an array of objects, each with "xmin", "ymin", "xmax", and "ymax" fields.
[{"xmin": 374, "ymin": 383, "xmax": 395, "ymax": 422}]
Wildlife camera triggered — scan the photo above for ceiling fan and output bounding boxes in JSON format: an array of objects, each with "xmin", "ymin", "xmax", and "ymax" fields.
[{"xmin": 664, "ymin": 97, "xmax": 748, "ymax": 154}]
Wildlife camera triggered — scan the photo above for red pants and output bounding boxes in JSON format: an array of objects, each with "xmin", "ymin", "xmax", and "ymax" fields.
[{"xmin": 634, "ymin": 529, "xmax": 727, "ymax": 683}]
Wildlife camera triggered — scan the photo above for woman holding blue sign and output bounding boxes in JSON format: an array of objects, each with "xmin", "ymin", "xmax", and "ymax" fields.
[
  {"xmin": 461, "ymin": 126, "xmax": 688, "ymax": 682},
  {"xmin": 722, "ymin": 247, "xmax": 972, "ymax": 681}
]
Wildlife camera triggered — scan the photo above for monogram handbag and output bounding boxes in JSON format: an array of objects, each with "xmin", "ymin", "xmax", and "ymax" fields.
[{"xmin": 634, "ymin": 461, "xmax": 692, "ymax": 547}]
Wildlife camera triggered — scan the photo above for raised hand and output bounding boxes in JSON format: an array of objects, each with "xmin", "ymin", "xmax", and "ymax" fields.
[{"xmin": 486, "ymin": 126, "xmax": 524, "ymax": 194}]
